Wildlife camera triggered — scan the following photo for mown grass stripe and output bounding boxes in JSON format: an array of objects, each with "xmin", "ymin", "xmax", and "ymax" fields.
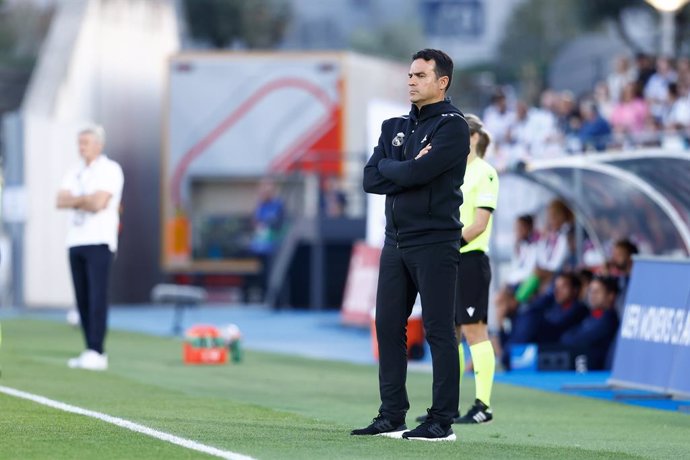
[{"xmin": 0, "ymin": 385, "xmax": 256, "ymax": 460}]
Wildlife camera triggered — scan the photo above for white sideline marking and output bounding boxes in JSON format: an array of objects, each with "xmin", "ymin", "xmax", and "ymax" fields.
[{"xmin": 0, "ymin": 385, "xmax": 256, "ymax": 460}]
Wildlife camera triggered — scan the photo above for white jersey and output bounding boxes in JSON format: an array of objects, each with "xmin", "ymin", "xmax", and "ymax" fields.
[
  {"xmin": 60, "ymin": 154, "xmax": 124, "ymax": 252},
  {"xmin": 536, "ymin": 224, "xmax": 571, "ymax": 273},
  {"xmin": 505, "ymin": 238, "xmax": 538, "ymax": 285}
]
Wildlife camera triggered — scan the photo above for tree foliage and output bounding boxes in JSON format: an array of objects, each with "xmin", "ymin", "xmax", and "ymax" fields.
[
  {"xmin": 497, "ymin": 0, "xmax": 584, "ymax": 83},
  {"xmin": 578, "ymin": 0, "xmax": 649, "ymax": 52},
  {"xmin": 495, "ymin": 0, "xmax": 690, "ymax": 86},
  {"xmin": 579, "ymin": 0, "xmax": 646, "ymax": 21},
  {"xmin": 578, "ymin": 0, "xmax": 690, "ymax": 53},
  {"xmin": 350, "ymin": 21, "xmax": 424, "ymax": 62},
  {"xmin": 0, "ymin": 1, "xmax": 52, "ymax": 66},
  {"xmin": 183, "ymin": 0, "xmax": 291, "ymax": 49}
]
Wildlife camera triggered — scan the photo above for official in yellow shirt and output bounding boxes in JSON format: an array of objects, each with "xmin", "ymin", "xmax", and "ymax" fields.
[
  {"xmin": 455, "ymin": 114, "xmax": 498, "ymax": 424},
  {"xmin": 413, "ymin": 113, "xmax": 499, "ymax": 426}
]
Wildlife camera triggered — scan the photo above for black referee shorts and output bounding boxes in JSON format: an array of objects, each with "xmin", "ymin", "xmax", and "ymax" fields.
[{"xmin": 455, "ymin": 251, "xmax": 491, "ymax": 325}]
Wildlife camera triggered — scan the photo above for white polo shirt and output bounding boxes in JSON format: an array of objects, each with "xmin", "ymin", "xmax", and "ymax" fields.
[
  {"xmin": 60, "ymin": 154, "xmax": 124, "ymax": 252},
  {"xmin": 535, "ymin": 223, "xmax": 571, "ymax": 273}
]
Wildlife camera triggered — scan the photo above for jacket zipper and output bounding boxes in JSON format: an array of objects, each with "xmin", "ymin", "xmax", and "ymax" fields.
[
  {"xmin": 427, "ymin": 188, "xmax": 432, "ymax": 217},
  {"xmin": 394, "ymin": 120, "xmax": 418, "ymax": 247},
  {"xmin": 392, "ymin": 196, "xmax": 399, "ymax": 248},
  {"xmin": 404, "ymin": 120, "xmax": 418, "ymax": 159}
]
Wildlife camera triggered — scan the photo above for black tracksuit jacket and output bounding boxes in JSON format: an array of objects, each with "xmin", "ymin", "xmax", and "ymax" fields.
[{"xmin": 363, "ymin": 99, "xmax": 470, "ymax": 248}]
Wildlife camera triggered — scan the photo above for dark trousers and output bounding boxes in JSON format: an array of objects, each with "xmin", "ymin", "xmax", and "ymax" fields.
[
  {"xmin": 69, "ymin": 244, "xmax": 113, "ymax": 354},
  {"xmin": 375, "ymin": 241, "xmax": 460, "ymax": 424}
]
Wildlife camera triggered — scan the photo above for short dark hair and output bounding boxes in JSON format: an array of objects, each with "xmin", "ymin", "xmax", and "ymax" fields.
[
  {"xmin": 614, "ymin": 239, "xmax": 639, "ymax": 256},
  {"xmin": 577, "ymin": 268, "xmax": 594, "ymax": 285},
  {"xmin": 491, "ymin": 88, "xmax": 506, "ymax": 103},
  {"xmin": 517, "ymin": 214, "xmax": 534, "ymax": 230},
  {"xmin": 592, "ymin": 275, "xmax": 620, "ymax": 296},
  {"xmin": 558, "ymin": 272, "xmax": 582, "ymax": 294},
  {"xmin": 548, "ymin": 198, "xmax": 574, "ymax": 223},
  {"xmin": 412, "ymin": 48, "xmax": 454, "ymax": 91}
]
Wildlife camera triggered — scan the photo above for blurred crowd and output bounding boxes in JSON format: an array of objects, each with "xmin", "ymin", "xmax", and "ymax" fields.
[
  {"xmin": 494, "ymin": 199, "xmax": 639, "ymax": 371},
  {"xmin": 484, "ymin": 53, "xmax": 690, "ymax": 170}
]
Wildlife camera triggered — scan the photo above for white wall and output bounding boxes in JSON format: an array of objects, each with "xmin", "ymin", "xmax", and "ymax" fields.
[{"xmin": 21, "ymin": 0, "xmax": 179, "ymax": 307}]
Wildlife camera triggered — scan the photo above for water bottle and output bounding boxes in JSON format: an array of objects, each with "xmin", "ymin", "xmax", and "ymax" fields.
[
  {"xmin": 230, "ymin": 339, "xmax": 242, "ymax": 363},
  {"xmin": 575, "ymin": 354, "xmax": 588, "ymax": 373}
]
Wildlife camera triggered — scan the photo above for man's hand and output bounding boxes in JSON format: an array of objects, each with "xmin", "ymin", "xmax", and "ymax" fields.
[
  {"xmin": 56, "ymin": 190, "xmax": 111, "ymax": 212},
  {"xmin": 415, "ymin": 144, "xmax": 431, "ymax": 160},
  {"xmin": 56, "ymin": 190, "xmax": 82, "ymax": 209}
]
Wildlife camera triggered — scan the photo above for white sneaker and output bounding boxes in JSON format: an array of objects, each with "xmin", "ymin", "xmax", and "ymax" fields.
[
  {"xmin": 67, "ymin": 350, "xmax": 88, "ymax": 368},
  {"xmin": 68, "ymin": 349, "xmax": 108, "ymax": 371}
]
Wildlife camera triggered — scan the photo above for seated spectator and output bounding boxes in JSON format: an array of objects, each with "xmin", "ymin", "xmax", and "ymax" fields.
[
  {"xmin": 483, "ymin": 88, "xmax": 516, "ymax": 149},
  {"xmin": 555, "ymin": 91, "xmax": 579, "ymax": 134},
  {"xmin": 494, "ymin": 214, "xmax": 539, "ymax": 338},
  {"xmin": 560, "ymin": 276, "xmax": 620, "ymax": 370},
  {"xmin": 533, "ymin": 90, "xmax": 564, "ymax": 158},
  {"xmin": 577, "ymin": 269, "xmax": 594, "ymax": 304},
  {"xmin": 602, "ymin": 239, "xmax": 638, "ymax": 315},
  {"xmin": 610, "ymin": 82, "xmax": 650, "ymax": 146},
  {"xmin": 578, "ymin": 100, "xmax": 611, "ymax": 152},
  {"xmin": 535, "ymin": 272, "xmax": 589, "ymax": 344},
  {"xmin": 677, "ymin": 57, "xmax": 690, "ymax": 89},
  {"xmin": 582, "ymin": 237, "xmax": 606, "ymax": 268},
  {"xmin": 644, "ymin": 57, "xmax": 677, "ymax": 122},
  {"xmin": 594, "ymin": 81, "xmax": 615, "ymax": 120},
  {"xmin": 604, "ymin": 239, "xmax": 637, "ymax": 279},
  {"xmin": 607, "ymin": 55, "xmax": 635, "ymax": 103},
  {"xmin": 634, "ymin": 53, "xmax": 656, "ymax": 90},
  {"xmin": 505, "ymin": 214, "xmax": 539, "ymax": 288},
  {"xmin": 504, "ymin": 100, "xmax": 533, "ymax": 164},
  {"xmin": 480, "ymin": 53, "xmax": 690, "ymax": 154},
  {"xmin": 662, "ymin": 83, "xmax": 690, "ymax": 135},
  {"xmin": 510, "ymin": 199, "xmax": 573, "ymax": 306},
  {"xmin": 533, "ymin": 199, "xmax": 573, "ymax": 290},
  {"xmin": 500, "ymin": 272, "xmax": 587, "ymax": 369}
]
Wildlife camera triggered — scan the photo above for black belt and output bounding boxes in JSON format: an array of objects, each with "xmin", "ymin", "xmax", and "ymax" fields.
[{"xmin": 460, "ymin": 250, "xmax": 486, "ymax": 257}]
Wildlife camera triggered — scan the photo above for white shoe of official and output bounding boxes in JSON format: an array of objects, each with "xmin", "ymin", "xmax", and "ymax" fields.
[
  {"xmin": 68, "ymin": 349, "xmax": 108, "ymax": 371},
  {"xmin": 67, "ymin": 350, "xmax": 88, "ymax": 368}
]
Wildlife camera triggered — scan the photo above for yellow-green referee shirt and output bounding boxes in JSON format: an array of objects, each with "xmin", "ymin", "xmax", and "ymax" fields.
[{"xmin": 459, "ymin": 157, "xmax": 499, "ymax": 253}]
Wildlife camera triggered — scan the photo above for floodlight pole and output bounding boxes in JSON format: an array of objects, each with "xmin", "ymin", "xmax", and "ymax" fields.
[
  {"xmin": 660, "ymin": 10, "xmax": 675, "ymax": 56},
  {"xmin": 645, "ymin": 0, "xmax": 690, "ymax": 56}
]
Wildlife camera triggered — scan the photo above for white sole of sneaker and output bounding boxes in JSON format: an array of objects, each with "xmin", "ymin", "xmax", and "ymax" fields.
[
  {"xmin": 456, "ymin": 419, "xmax": 493, "ymax": 425},
  {"xmin": 403, "ymin": 433, "xmax": 457, "ymax": 442},
  {"xmin": 376, "ymin": 430, "xmax": 407, "ymax": 439},
  {"xmin": 67, "ymin": 360, "xmax": 108, "ymax": 371}
]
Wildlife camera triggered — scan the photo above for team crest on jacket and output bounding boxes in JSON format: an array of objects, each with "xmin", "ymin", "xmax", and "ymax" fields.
[{"xmin": 392, "ymin": 132, "xmax": 405, "ymax": 147}]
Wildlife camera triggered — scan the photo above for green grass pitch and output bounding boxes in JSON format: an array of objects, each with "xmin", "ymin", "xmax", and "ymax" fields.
[{"xmin": 0, "ymin": 318, "xmax": 687, "ymax": 459}]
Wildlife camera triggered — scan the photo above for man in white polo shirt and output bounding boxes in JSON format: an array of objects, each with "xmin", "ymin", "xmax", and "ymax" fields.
[{"xmin": 56, "ymin": 124, "xmax": 124, "ymax": 371}]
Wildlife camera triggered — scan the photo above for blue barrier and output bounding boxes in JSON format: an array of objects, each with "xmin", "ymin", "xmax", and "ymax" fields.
[{"xmin": 609, "ymin": 257, "xmax": 690, "ymax": 398}]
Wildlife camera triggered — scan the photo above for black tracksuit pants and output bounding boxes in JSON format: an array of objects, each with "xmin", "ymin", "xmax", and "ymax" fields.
[
  {"xmin": 375, "ymin": 240, "xmax": 460, "ymax": 424},
  {"xmin": 69, "ymin": 244, "xmax": 113, "ymax": 354}
]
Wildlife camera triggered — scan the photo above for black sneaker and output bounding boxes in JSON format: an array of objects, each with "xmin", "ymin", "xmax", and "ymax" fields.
[
  {"xmin": 402, "ymin": 420, "xmax": 456, "ymax": 442},
  {"xmin": 351, "ymin": 414, "xmax": 407, "ymax": 438},
  {"xmin": 415, "ymin": 409, "xmax": 459, "ymax": 423},
  {"xmin": 454, "ymin": 399, "xmax": 493, "ymax": 424}
]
